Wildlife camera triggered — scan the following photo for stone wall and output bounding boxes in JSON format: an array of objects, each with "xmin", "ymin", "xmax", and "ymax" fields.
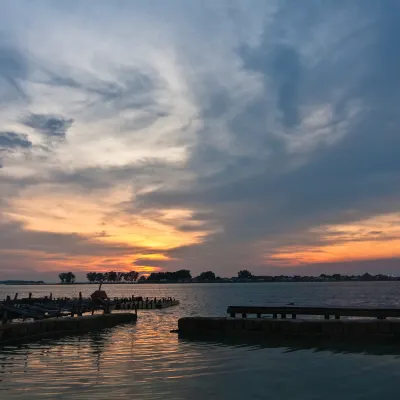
[
  {"xmin": 0, "ymin": 313, "xmax": 137, "ymax": 343},
  {"xmin": 178, "ymin": 317, "xmax": 400, "ymax": 339}
]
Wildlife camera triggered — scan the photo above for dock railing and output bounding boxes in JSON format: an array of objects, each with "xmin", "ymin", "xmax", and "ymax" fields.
[{"xmin": 227, "ymin": 305, "xmax": 400, "ymax": 320}]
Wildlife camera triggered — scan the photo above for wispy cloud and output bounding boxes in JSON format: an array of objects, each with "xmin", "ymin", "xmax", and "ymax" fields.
[
  {"xmin": 0, "ymin": 131, "xmax": 32, "ymax": 149},
  {"xmin": 22, "ymin": 114, "xmax": 73, "ymax": 138}
]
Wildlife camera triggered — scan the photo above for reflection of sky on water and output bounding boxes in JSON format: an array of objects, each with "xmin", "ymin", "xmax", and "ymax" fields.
[{"xmin": 1, "ymin": 283, "xmax": 400, "ymax": 399}]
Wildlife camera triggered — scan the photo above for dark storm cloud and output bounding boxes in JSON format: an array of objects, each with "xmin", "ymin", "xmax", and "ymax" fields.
[
  {"xmin": 22, "ymin": 114, "xmax": 73, "ymax": 138},
  {"xmin": 136, "ymin": 0, "xmax": 400, "ymax": 252},
  {"xmin": 241, "ymin": 42, "xmax": 303, "ymax": 128}
]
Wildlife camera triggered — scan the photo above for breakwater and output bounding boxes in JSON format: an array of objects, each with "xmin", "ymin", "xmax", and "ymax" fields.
[
  {"xmin": 178, "ymin": 305, "xmax": 400, "ymax": 340},
  {"xmin": 0, "ymin": 313, "xmax": 137, "ymax": 344},
  {"xmin": 178, "ymin": 317, "xmax": 400, "ymax": 339}
]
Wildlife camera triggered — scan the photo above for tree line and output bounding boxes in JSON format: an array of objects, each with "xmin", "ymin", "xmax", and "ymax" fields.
[
  {"xmin": 58, "ymin": 269, "xmax": 252, "ymax": 284},
  {"xmin": 58, "ymin": 271, "xmax": 139, "ymax": 284},
  {"xmin": 58, "ymin": 269, "xmax": 400, "ymax": 284},
  {"xmin": 144, "ymin": 270, "xmax": 251, "ymax": 282},
  {"xmin": 86, "ymin": 271, "xmax": 139, "ymax": 283},
  {"xmin": 146, "ymin": 269, "xmax": 192, "ymax": 282}
]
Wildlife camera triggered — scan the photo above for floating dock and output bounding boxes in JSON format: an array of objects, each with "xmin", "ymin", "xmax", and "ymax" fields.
[{"xmin": 178, "ymin": 305, "xmax": 400, "ymax": 340}]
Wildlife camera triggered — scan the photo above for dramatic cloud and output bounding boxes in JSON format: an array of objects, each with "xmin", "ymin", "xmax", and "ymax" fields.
[{"xmin": 0, "ymin": 0, "xmax": 399, "ymax": 280}]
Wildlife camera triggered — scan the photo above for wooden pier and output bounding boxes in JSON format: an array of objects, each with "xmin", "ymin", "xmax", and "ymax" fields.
[
  {"xmin": 0, "ymin": 293, "xmax": 179, "ymax": 323},
  {"xmin": 0, "ymin": 292, "xmax": 179, "ymax": 344},
  {"xmin": 227, "ymin": 305, "xmax": 400, "ymax": 320},
  {"xmin": 112, "ymin": 297, "xmax": 179, "ymax": 310},
  {"xmin": 178, "ymin": 305, "xmax": 400, "ymax": 340}
]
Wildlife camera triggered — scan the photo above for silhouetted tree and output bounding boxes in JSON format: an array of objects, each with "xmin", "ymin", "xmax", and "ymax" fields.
[
  {"xmin": 59, "ymin": 272, "xmax": 67, "ymax": 284},
  {"xmin": 238, "ymin": 270, "xmax": 253, "ymax": 279},
  {"xmin": 332, "ymin": 274, "xmax": 342, "ymax": 281},
  {"xmin": 199, "ymin": 271, "xmax": 216, "ymax": 281},
  {"xmin": 95, "ymin": 272, "xmax": 105, "ymax": 283},
  {"xmin": 87, "ymin": 272, "xmax": 97, "ymax": 283},
  {"xmin": 59, "ymin": 272, "xmax": 76, "ymax": 284},
  {"xmin": 147, "ymin": 270, "xmax": 191, "ymax": 282},
  {"xmin": 175, "ymin": 269, "xmax": 192, "ymax": 281},
  {"xmin": 124, "ymin": 271, "xmax": 139, "ymax": 282},
  {"xmin": 116, "ymin": 272, "xmax": 125, "ymax": 282},
  {"xmin": 65, "ymin": 272, "xmax": 76, "ymax": 284},
  {"xmin": 107, "ymin": 271, "xmax": 117, "ymax": 283}
]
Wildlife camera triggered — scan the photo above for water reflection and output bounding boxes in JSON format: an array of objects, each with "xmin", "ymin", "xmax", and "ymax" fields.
[
  {"xmin": 83, "ymin": 331, "xmax": 106, "ymax": 375},
  {"xmin": 3, "ymin": 283, "xmax": 400, "ymax": 399},
  {"xmin": 178, "ymin": 332, "xmax": 400, "ymax": 357}
]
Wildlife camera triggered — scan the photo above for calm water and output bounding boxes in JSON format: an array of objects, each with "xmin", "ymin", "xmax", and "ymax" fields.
[{"xmin": 1, "ymin": 282, "xmax": 400, "ymax": 399}]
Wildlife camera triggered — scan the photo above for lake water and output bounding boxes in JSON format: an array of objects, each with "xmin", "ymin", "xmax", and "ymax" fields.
[{"xmin": 1, "ymin": 282, "xmax": 400, "ymax": 399}]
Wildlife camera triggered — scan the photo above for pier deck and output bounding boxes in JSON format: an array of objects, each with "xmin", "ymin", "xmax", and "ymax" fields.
[
  {"xmin": 227, "ymin": 305, "xmax": 400, "ymax": 319},
  {"xmin": 0, "ymin": 294, "xmax": 179, "ymax": 323},
  {"xmin": 112, "ymin": 297, "xmax": 179, "ymax": 310}
]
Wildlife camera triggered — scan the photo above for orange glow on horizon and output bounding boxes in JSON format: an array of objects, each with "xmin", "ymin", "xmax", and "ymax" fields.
[
  {"xmin": 0, "ymin": 248, "xmax": 163, "ymax": 275},
  {"xmin": 269, "ymin": 213, "xmax": 400, "ymax": 266},
  {"xmin": 6, "ymin": 184, "xmax": 211, "ymax": 252},
  {"xmin": 270, "ymin": 239, "xmax": 400, "ymax": 266},
  {"xmin": 3, "ymin": 184, "xmax": 399, "ymax": 275},
  {"xmin": 138, "ymin": 253, "xmax": 171, "ymax": 261}
]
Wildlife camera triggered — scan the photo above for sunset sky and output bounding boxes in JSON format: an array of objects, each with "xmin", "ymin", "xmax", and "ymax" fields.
[{"xmin": 0, "ymin": 1, "xmax": 399, "ymax": 281}]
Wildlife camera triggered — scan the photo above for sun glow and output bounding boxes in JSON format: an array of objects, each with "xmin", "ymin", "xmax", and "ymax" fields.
[
  {"xmin": 3, "ymin": 183, "xmax": 209, "ymax": 273},
  {"xmin": 6, "ymin": 184, "xmax": 207, "ymax": 250}
]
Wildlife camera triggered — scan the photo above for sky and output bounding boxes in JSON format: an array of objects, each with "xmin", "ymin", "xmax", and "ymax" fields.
[{"xmin": 0, "ymin": 0, "xmax": 399, "ymax": 281}]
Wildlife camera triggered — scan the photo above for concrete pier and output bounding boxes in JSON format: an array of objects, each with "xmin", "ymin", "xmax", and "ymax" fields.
[
  {"xmin": 0, "ymin": 313, "xmax": 137, "ymax": 344},
  {"xmin": 177, "ymin": 317, "xmax": 400, "ymax": 339}
]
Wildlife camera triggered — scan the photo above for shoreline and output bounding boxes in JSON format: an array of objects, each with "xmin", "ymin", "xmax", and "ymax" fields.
[{"xmin": 1, "ymin": 280, "xmax": 399, "ymax": 286}]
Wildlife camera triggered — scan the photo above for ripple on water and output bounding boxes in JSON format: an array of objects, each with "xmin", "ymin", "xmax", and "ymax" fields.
[{"xmin": 3, "ymin": 283, "xmax": 400, "ymax": 399}]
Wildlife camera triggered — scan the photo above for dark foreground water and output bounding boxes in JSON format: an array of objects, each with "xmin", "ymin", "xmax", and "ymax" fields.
[{"xmin": 1, "ymin": 282, "xmax": 400, "ymax": 399}]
